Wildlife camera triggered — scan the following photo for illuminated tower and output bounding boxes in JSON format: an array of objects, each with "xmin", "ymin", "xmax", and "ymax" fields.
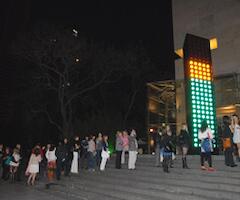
[{"xmin": 183, "ymin": 34, "xmax": 217, "ymax": 151}]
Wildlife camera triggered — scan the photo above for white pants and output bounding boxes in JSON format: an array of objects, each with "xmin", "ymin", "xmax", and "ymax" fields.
[
  {"xmin": 128, "ymin": 151, "xmax": 137, "ymax": 169},
  {"xmin": 100, "ymin": 157, "xmax": 108, "ymax": 171}
]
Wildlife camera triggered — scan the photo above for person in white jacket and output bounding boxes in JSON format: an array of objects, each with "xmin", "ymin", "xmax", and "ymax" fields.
[{"xmin": 198, "ymin": 120, "xmax": 215, "ymax": 171}]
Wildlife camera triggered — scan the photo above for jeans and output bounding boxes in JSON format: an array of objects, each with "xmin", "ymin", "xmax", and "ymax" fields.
[
  {"xmin": 201, "ymin": 152, "xmax": 212, "ymax": 167},
  {"xmin": 87, "ymin": 152, "xmax": 95, "ymax": 169},
  {"xmin": 224, "ymin": 148, "xmax": 235, "ymax": 166}
]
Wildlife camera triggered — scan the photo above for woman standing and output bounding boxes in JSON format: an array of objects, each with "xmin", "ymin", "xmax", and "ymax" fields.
[
  {"xmin": 128, "ymin": 129, "xmax": 138, "ymax": 170},
  {"xmin": 115, "ymin": 131, "xmax": 123, "ymax": 169},
  {"xmin": 198, "ymin": 120, "xmax": 215, "ymax": 171},
  {"xmin": 71, "ymin": 143, "xmax": 80, "ymax": 174},
  {"xmin": 177, "ymin": 124, "xmax": 191, "ymax": 169},
  {"xmin": 161, "ymin": 129, "xmax": 174, "ymax": 173},
  {"xmin": 26, "ymin": 147, "xmax": 42, "ymax": 185},
  {"xmin": 121, "ymin": 131, "xmax": 129, "ymax": 164},
  {"xmin": 100, "ymin": 135, "xmax": 110, "ymax": 171},
  {"xmin": 45, "ymin": 145, "xmax": 57, "ymax": 182},
  {"xmin": 231, "ymin": 114, "xmax": 240, "ymax": 162},
  {"xmin": 96, "ymin": 133, "xmax": 103, "ymax": 167},
  {"xmin": 222, "ymin": 116, "xmax": 237, "ymax": 167},
  {"xmin": 87, "ymin": 136, "xmax": 96, "ymax": 171},
  {"xmin": 9, "ymin": 148, "xmax": 21, "ymax": 182}
]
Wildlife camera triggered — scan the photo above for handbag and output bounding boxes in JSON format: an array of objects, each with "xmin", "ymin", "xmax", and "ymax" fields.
[
  {"xmin": 101, "ymin": 150, "xmax": 110, "ymax": 159},
  {"xmin": 223, "ymin": 138, "xmax": 231, "ymax": 150}
]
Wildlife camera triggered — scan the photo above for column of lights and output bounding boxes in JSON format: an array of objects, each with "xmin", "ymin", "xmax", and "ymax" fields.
[{"xmin": 188, "ymin": 59, "xmax": 216, "ymax": 147}]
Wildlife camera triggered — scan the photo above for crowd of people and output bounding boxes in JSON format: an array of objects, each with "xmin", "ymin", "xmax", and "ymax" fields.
[
  {"xmin": 0, "ymin": 114, "xmax": 240, "ymax": 185},
  {"xmin": 152, "ymin": 114, "xmax": 240, "ymax": 173},
  {"xmin": 0, "ymin": 129, "xmax": 138, "ymax": 185}
]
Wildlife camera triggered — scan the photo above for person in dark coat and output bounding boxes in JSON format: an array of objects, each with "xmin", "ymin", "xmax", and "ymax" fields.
[
  {"xmin": 62, "ymin": 138, "xmax": 73, "ymax": 176},
  {"xmin": 80, "ymin": 136, "xmax": 89, "ymax": 169},
  {"xmin": 222, "ymin": 116, "xmax": 237, "ymax": 167},
  {"xmin": 153, "ymin": 128, "xmax": 162, "ymax": 167},
  {"xmin": 161, "ymin": 130, "xmax": 174, "ymax": 173},
  {"xmin": 177, "ymin": 124, "xmax": 191, "ymax": 169},
  {"xmin": 55, "ymin": 142, "xmax": 65, "ymax": 180}
]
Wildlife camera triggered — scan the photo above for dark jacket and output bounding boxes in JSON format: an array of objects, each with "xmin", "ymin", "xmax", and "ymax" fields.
[
  {"xmin": 161, "ymin": 134, "xmax": 175, "ymax": 153},
  {"xmin": 177, "ymin": 130, "xmax": 191, "ymax": 147}
]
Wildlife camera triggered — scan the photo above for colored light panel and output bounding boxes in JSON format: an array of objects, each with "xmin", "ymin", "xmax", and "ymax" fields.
[{"xmin": 187, "ymin": 60, "xmax": 217, "ymax": 149}]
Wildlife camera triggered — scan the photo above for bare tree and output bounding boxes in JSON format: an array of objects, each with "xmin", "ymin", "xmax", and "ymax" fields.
[{"xmin": 13, "ymin": 24, "xmax": 126, "ymax": 137}]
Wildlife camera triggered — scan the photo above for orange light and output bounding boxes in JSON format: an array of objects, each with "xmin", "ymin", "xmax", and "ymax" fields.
[
  {"xmin": 207, "ymin": 73, "xmax": 211, "ymax": 77},
  {"xmin": 203, "ymin": 76, "xmax": 207, "ymax": 80},
  {"xmin": 199, "ymin": 67, "xmax": 202, "ymax": 71},
  {"xmin": 207, "ymin": 69, "xmax": 210, "ymax": 72},
  {"xmin": 206, "ymin": 64, "xmax": 210, "ymax": 68},
  {"xmin": 203, "ymin": 72, "xmax": 206, "ymax": 75},
  {"xmin": 190, "ymin": 73, "xmax": 194, "ymax": 77},
  {"xmin": 199, "ymin": 75, "xmax": 203, "ymax": 79},
  {"xmin": 198, "ymin": 62, "xmax": 202, "ymax": 66},
  {"xmin": 207, "ymin": 77, "xmax": 211, "ymax": 81},
  {"xmin": 190, "ymin": 65, "xmax": 194, "ymax": 69},
  {"xmin": 194, "ymin": 62, "xmax": 198, "ymax": 65},
  {"xmin": 149, "ymin": 128, "xmax": 154, "ymax": 132},
  {"xmin": 199, "ymin": 71, "xmax": 202, "ymax": 75},
  {"xmin": 189, "ymin": 60, "xmax": 193, "ymax": 65},
  {"xmin": 203, "ymin": 68, "xmax": 206, "ymax": 71},
  {"xmin": 190, "ymin": 69, "xmax": 194, "ymax": 73},
  {"xmin": 202, "ymin": 63, "xmax": 206, "ymax": 67},
  {"xmin": 194, "ymin": 66, "xmax": 198, "ymax": 70},
  {"xmin": 195, "ymin": 74, "xmax": 199, "ymax": 78}
]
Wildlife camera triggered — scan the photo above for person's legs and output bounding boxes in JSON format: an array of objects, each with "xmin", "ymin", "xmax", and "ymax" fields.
[
  {"xmin": 206, "ymin": 153, "xmax": 212, "ymax": 168},
  {"xmin": 237, "ymin": 143, "xmax": 240, "ymax": 161},
  {"xmin": 121, "ymin": 149, "xmax": 125, "ymax": 164},
  {"xmin": 182, "ymin": 147, "xmax": 189, "ymax": 168},
  {"xmin": 31, "ymin": 173, "xmax": 37, "ymax": 185},
  {"xmin": 115, "ymin": 151, "xmax": 122, "ymax": 169},
  {"xmin": 155, "ymin": 144, "xmax": 160, "ymax": 167},
  {"xmin": 132, "ymin": 151, "xmax": 137, "ymax": 169},
  {"xmin": 100, "ymin": 157, "xmax": 107, "ymax": 171},
  {"xmin": 200, "ymin": 153, "xmax": 206, "ymax": 169},
  {"xmin": 27, "ymin": 173, "xmax": 33, "ymax": 185},
  {"xmin": 128, "ymin": 151, "xmax": 133, "ymax": 169}
]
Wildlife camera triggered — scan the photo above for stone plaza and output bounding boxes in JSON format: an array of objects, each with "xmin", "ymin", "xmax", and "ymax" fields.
[{"xmin": 1, "ymin": 155, "xmax": 240, "ymax": 200}]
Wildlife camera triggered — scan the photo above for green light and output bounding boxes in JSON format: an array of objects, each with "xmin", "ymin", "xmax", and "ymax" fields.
[
  {"xmin": 200, "ymin": 84, "xmax": 203, "ymax": 87},
  {"xmin": 194, "ymin": 128, "xmax": 197, "ymax": 132},
  {"xmin": 193, "ymin": 119, "xmax": 197, "ymax": 123},
  {"xmin": 205, "ymin": 98, "xmax": 209, "ymax": 101},
  {"xmin": 192, "ymin": 91, "xmax": 195, "ymax": 95},
  {"xmin": 193, "ymin": 123, "xmax": 197, "ymax": 127},
  {"xmin": 192, "ymin": 100, "xmax": 196, "ymax": 104},
  {"xmin": 194, "ymin": 143, "xmax": 198, "ymax": 147},
  {"xmin": 194, "ymin": 134, "xmax": 197, "ymax": 137},
  {"xmin": 194, "ymin": 138, "xmax": 198, "ymax": 142},
  {"xmin": 191, "ymin": 87, "xmax": 195, "ymax": 90},
  {"xmin": 193, "ymin": 109, "xmax": 196, "ymax": 113},
  {"xmin": 196, "ymin": 87, "xmax": 199, "ymax": 91}
]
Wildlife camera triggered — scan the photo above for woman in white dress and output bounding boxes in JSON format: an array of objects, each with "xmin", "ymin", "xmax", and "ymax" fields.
[
  {"xmin": 26, "ymin": 147, "xmax": 42, "ymax": 185},
  {"xmin": 231, "ymin": 114, "xmax": 240, "ymax": 162},
  {"xmin": 71, "ymin": 143, "xmax": 79, "ymax": 174}
]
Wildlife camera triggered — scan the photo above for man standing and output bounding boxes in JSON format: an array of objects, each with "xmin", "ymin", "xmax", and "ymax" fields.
[{"xmin": 63, "ymin": 138, "xmax": 73, "ymax": 176}]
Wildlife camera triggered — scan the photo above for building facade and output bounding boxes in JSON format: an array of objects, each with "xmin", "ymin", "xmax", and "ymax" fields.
[{"xmin": 172, "ymin": 0, "xmax": 240, "ymax": 133}]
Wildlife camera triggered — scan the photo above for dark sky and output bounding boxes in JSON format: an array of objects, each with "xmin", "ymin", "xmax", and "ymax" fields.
[
  {"xmin": 0, "ymin": 0, "xmax": 175, "ymax": 144},
  {"xmin": 1, "ymin": 0, "xmax": 174, "ymax": 71}
]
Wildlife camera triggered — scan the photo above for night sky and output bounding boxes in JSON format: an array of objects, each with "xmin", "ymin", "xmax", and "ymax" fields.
[{"xmin": 0, "ymin": 0, "xmax": 175, "ymax": 145}]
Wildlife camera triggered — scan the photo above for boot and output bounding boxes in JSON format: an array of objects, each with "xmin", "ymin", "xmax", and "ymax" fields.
[
  {"xmin": 184, "ymin": 157, "xmax": 189, "ymax": 169},
  {"xmin": 182, "ymin": 158, "xmax": 185, "ymax": 168}
]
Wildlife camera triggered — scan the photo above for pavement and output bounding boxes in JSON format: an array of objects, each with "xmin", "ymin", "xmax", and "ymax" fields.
[{"xmin": 0, "ymin": 155, "xmax": 240, "ymax": 200}]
